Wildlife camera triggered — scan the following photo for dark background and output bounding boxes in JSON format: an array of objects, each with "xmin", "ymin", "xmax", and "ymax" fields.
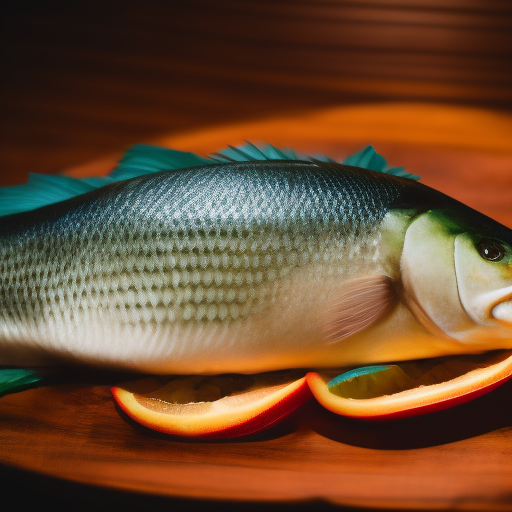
[
  {"xmin": 1, "ymin": 0, "xmax": 511, "ymax": 187},
  {"xmin": 1, "ymin": 1, "xmax": 511, "ymax": 510}
]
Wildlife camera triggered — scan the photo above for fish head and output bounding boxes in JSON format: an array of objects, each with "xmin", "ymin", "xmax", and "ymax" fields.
[
  {"xmin": 308, "ymin": 204, "xmax": 512, "ymax": 422},
  {"xmin": 400, "ymin": 207, "xmax": 512, "ymax": 351}
]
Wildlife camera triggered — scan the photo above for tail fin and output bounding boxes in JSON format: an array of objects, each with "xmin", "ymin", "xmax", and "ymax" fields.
[{"xmin": 0, "ymin": 368, "xmax": 43, "ymax": 398}]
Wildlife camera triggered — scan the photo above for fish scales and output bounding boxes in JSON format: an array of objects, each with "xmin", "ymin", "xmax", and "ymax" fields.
[{"xmin": 1, "ymin": 160, "xmax": 413, "ymax": 372}]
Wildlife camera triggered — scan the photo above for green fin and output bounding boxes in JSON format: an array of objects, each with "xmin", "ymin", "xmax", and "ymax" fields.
[
  {"xmin": 0, "ymin": 173, "xmax": 108, "ymax": 217},
  {"xmin": 109, "ymin": 144, "xmax": 212, "ymax": 181},
  {"xmin": 342, "ymin": 145, "xmax": 420, "ymax": 180},
  {"xmin": 0, "ymin": 142, "xmax": 418, "ymax": 217},
  {"xmin": 210, "ymin": 141, "xmax": 301, "ymax": 162},
  {"xmin": 112, "ymin": 142, "xmax": 418, "ymax": 180},
  {"xmin": 0, "ymin": 368, "xmax": 43, "ymax": 397},
  {"xmin": 328, "ymin": 365, "xmax": 391, "ymax": 389},
  {"xmin": 211, "ymin": 143, "xmax": 420, "ymax": 180},
  {"xmin": 327, "ymin": 365, "xmax": 396, "ymax": 400}
]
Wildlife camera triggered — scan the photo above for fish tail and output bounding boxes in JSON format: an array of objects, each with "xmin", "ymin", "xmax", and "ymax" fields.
[{"xmin": 0, "ymin": 368, "xmax": 44, "ymax": 397}]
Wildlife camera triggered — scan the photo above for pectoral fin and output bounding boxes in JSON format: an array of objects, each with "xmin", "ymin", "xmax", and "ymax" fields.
[{"xmin": 324, "ymin": 275, "xmax": 396, "ymax": 343}]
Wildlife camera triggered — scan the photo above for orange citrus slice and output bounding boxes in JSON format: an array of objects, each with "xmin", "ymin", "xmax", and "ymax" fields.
[
  {"xmin": 112, "ymin": 371, "xmax": 312, "ymax": 438},
  {"xmin": 307, "ymin": 349, "xmax": 512, "ymax": 420}
]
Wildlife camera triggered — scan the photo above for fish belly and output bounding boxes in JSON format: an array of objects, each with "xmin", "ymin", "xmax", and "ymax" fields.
[
  {"xmin": 0, "ymin": 224, "xmax": 382, "ymax": 373},
  {"xmin": 0, "ymin": 162, "xmax": 395, "ymax": 372}
]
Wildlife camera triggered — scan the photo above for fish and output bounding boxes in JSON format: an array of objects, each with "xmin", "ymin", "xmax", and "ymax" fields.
[{"xmin": 0, "ymin": 142, "xmax": 511, "ymax": 399}]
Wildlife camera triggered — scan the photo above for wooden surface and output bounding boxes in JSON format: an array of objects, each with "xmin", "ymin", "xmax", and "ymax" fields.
[
  {"xmin": 2, "ymin": 1, "xmax": 512, "ymax": 188},
  {"xmin": 1, "ymin": 370, "xmax": 512, "ymax": 511},
  {"xmin": 1, "ymin": 2, "xmax": 512, "ymax": 510},
  {"xmin": 1, "ymin": 104, "xmax": 512, "ymax": 511}
]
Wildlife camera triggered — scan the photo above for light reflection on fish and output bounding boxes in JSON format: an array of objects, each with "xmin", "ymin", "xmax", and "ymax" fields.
[{"xmin": 0, "ymin": 143, "xmax": 511, "ymax": 380}]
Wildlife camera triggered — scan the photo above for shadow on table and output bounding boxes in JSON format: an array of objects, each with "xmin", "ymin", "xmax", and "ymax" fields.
[
  {"xmin": 30, "ymin": 365, "xmax": 512, "ymax": 449},
  {"xmin": 0, "ymin": 461, "xmax": 474, "ymax": 512}
]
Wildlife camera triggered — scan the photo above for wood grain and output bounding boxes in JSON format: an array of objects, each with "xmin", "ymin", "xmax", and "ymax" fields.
[
  {"xmin": 1, "ymin": 1, "xmax": 511, "ymax": 187},
  {"xmin": 1, "ymin": 371, "xmax": 511, "ymax": 510}
]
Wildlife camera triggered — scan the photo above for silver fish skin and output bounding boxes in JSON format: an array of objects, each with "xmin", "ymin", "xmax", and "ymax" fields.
[{"xmin": 0, "ymin": 159, "xmax": 511, "ymax": 374}]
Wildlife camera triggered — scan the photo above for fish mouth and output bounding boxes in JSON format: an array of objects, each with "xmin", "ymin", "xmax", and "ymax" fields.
[
  {"xmin": 307, "ymin": 348, "xmax": 512, "ymax": 420},
  {"xmin": 493, "ymin": 299, "xmax": 512, "ymax": 323},
  {"xmin": 453, "ymin": 233, "xmax": 512, "ymax": 332}
]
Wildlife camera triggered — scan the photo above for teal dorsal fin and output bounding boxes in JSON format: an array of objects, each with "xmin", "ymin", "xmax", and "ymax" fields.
[
  {"xmin": 66, "ymin": 142, "xmax": 419, "ymax": 183},
  {"xmin": 0, "ymin": 142, "xmax": 418, "ymax": 217},
  {"xmin": 0, "ymin": 173, "xmax": 109, "ymax": 217},
  {"xmin": 209, "ymin": 141, "xmax": 301, "ymax": 162},
  {"xmin": 0, "ymin": 145, "xmax": 212, "ymax": 217},
  {"xmin": 209, "ymin": 142, "xmax": 419, "ymax": 180},
  {"xmin": 109, "ymin": 144, "xmax": 212, "ymax": 181},
  {"xmin": 341, "ymin": 145, "xmax": 420, "ymax": 180}
]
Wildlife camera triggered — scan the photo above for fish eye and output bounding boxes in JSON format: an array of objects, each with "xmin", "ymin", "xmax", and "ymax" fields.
[{"xmin": 476, "ymin": 239, "xmax": 506, "ymax": 262}]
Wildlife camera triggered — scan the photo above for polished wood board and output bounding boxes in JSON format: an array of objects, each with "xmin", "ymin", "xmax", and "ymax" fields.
[{"xmin": 1, "ymin": 104, "xmax": 511, "ymax": 510}]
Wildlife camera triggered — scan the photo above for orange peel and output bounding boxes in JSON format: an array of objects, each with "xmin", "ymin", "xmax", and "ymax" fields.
[
  {"xmin": 307, "ymin": 349, "xmax": 512, "ymax": 420},
  {"xmin": 112, "ymin": 372, "xmax": 312, "ymax": 438},
  {"xmin": 112, "ymin": 351, "xmax": 512, "ymax": 436}
]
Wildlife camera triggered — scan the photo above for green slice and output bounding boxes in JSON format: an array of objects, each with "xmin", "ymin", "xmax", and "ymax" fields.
[{"xmin": 326, "ymin": 350, "xmax": 512, "ymax": 400}]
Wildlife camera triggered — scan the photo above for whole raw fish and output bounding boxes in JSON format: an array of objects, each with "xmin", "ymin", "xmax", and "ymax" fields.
[{"xmin": 0, "ymin": 143, "xmax": 511, "ymax": 379}]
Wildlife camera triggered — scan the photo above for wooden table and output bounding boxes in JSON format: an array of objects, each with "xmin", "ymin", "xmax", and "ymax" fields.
[{"xmin": 1, "ymin": 104, "xmax": 511, "ymax": 511}]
